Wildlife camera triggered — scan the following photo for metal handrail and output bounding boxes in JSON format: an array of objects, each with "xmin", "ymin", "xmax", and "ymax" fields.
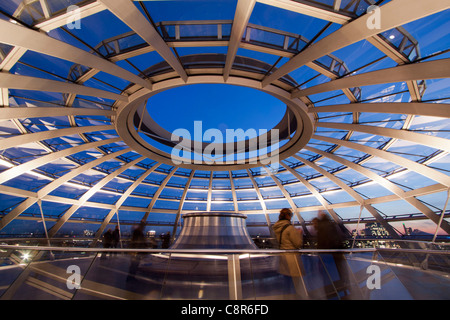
[
  {"xmin": 0, "ymin": 244, "xmax": 374, "ymax": 253},
  {"xmin": 1, "ymin": 243, "xmax": 449, "ymax": 300},
  {"xmin": 2, "ymin": 244, "xmax": 449, "ymax": 256}
]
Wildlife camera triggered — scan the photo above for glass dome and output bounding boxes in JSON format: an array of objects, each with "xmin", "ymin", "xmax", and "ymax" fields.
[{"xmin": 0, "ymin": 0, "xmax": 449, "ymax": 244}]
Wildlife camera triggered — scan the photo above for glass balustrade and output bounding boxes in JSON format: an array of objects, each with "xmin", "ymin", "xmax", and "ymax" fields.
[{"xmin": 0, "ymin": 241, "xmax": 449, "ymax": 300}]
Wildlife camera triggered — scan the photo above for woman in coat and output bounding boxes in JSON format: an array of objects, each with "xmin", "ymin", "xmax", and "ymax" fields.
[
  {"xmin": 273, "ymin": 208, "xmax": 303, "ymax": 250},
  {"xmin": 272, "ymin": 208, "xmax": 308, "ymax": 299}
]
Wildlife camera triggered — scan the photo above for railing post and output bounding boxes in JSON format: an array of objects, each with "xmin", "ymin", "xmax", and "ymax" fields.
[
  {"xmin": 228, "ymin": 254, "xmax": 242, "ymax": 300},
  {"xmin": 432, "ymin": 188, "xmax": 450, "ymax": 243},
  {"xmin": 217, "ymin": 24, "xmax": 222, "ymax": 40},
  {"xmin": 175, "ymin": 24, "xmax": 180, "ymax": 40}
]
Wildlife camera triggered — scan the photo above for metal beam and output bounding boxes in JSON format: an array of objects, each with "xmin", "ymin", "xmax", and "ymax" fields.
[
  {"xmin": 313, "ymin": 134, "xmax": 450, "ymax": 187},
  {"xmin": 262, "ymin": 0, "xmax": 450, "ymax": 86},
  {"xmin": 229, "ymin": 171, "xmax": 239, "ymax": 211},
  {"xmin": 304, "ymin": 146, "xmax": 450, "ymax": 234},
  {"xmin": 0, "ymin": 47, "xmax": 28, "ymax": 71},
  {"xmin": 0, "ymin": 73, "xmax": 128, "ymax": 102},
  {"xmin": 0, "ymin": 148, "xmax": 130, "ymax": 231},
  {"xmin": 223, "ymin": 0, "xmax": 256, "ymax": 81},
  {"xmin": 99, "ymin": 0, "xmax": 187, "ymax": 82},
  {"xmin": 292, "ymin": 59, "xmax": 450, "ymax": 98},
  {"xmin": 35, "ymin": 1, "xmax": 107, "ymax": 32},
  {"xmin": 262, "ymin": 166, "xmax": 309, "ymax": 236},
  {"xmin": 309, "ymin": 102, "xmax": 450, "ymax": 118},
  {"xmin": 246, "ymin": 169, "xmax": 267, "ymax": 212},
  {"xmin": 0, "ymin": 88, "xmax": 8, "ymax": 107},
  {"xmin": 292, "ymin": 155, "xmax": 400, "ymax": 238},
  {"xmin": 48, "ymin": 156, "xmax": 145, "ymax": 237},
  {"xmin": 93, "ymin": 163, "xmax": 159, "ymax": 244},
  {"xmin": 0, "ymin": 125, "xmax": 114, "ymax": 151},
  {"xmin": 0, "ymin": 107, "xmax": 114, "ymax": 120},
  {"xmin": 0, "ymin": 137, "xmax": 121, "ymax": 185},
  {"xmin": 316, "ymin": 122, "xmax": 450, "ymax": 153},
  {"xmin": 0, "ymin": 19, "xmax": 151, "ymax": 90},
  {"xmin": 1, "ymin": 182, "xmax": 447, "ymax": 226},
  {"xmin": 256, "ymin": 0, "xmax": 351, "ymax": 24},
  {"xmin": 142, "ymin": 167, "xmax": 176, "ymax": 222},
  {"xmin": 172, "ymin": 169, "xmax": 194, "ymax": 241},
  {"xmin": 207, "ymin": 171, "xmax": 213, "ymax": 211},
  {"xmin": 367, "ymin": 26, "xmax": 423, "ymax": 102},
  {"xmin": 280, "ymin": 162, "xmax": 342, "ymax": 225},
  {"xmin": 0, "ymin": 106, "xmax": 114, "ymax": 164},
  {"xmin": 246, "ymin": 169, "xmax": 275, "ymax": 237}
]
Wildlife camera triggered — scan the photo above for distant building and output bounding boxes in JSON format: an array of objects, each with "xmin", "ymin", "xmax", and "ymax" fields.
[
  {"xmin": 403, "ymin": 223, "xmax": 431, "ymax": 237},
  {"xmin": 360, "ymin": 222, "xmax": 390, "ymax": 238},
  {"xmin": 83, "ymin": 229, "xmax": 94, "ymax": 237},
  {"xmin": 403, "ymin": 223, "xmax": 413, "ymax": 236}
]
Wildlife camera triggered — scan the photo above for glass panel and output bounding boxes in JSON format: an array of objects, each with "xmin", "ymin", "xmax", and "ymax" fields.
[
  {"xmin": 160, "ymin": 253, "xmax": 229, "ymax": 299},
  {"xmin": 0, "ymin": 247, "xmax": 97, "ymax": 300},
  {"xmin": 250, "ymin": 2, "xmax": 330, "ymax": 39},
  {"xmin": 400, "ymin": 10, "xmax": 450, "ymax": 58},
  {"xmin": 0, "ymin": 245, "xmax": 449, "ymax": 300},
  {"xmin": 62, "ymin": 10, "xmax": 132, "ymax": 48},
  {"xmin": 0, "ymin": 43, "xmax": 14, "ymax": 64},
  {"xmin": 142, "ymin": 0, "xmax": 238, "ymax": 22}
]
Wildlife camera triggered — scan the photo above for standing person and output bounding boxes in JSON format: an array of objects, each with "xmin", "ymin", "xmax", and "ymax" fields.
[
  {"xmin": 128, "ymin": 221, "xmax": 147, "ymax": 280},
  {"xmin": 102, "ymin": 229, "xmax": 113, "ymax": 260},
  {"xmin": 130, "ymin": 221, "xmax": 147, "ymax": 249},
  {"xmin": 272, "ymin": 208, "xmax": 308, "ymax": 299},
  {"xmin": 313, "ymin": 211, "xmax": 345, "ymax": 250},
  {"xmin": 112, "ymin": 225, "xmax": 121, "ymax": 255},
  {"xmin": 313, "ymin": 211, "xmax": 354, "ymax": 299},
  {"xmin": 162, "ymin": 231, "xmax": 171, "ymax": 249},
  {"xmin": 273, "ymin": 208, "xmax": 303, "ymax": 249}
]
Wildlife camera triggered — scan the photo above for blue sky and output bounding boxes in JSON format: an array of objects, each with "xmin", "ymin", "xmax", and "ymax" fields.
[
  {"xmin": 146, "ymin": 84, "xmax": 287, "ymax": 135},
  {"xmin": 0, "ymin": 1, "xmax": 449, "ymax": 237}
]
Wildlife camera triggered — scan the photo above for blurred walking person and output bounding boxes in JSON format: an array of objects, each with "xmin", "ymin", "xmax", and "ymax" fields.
[
  {"xmin": 101, "ymin": 228, "xmax": 113, "ymax": 260},
  {"xmin": 127, "ymin": 221, "xmax": 147, "ymax": 280},
  {"xmin": 313, "ymin": 211, "xmax": 355, "ymax": 299},
  {"xmin": 112, "ymin": 225, "xmax": 121, "ymax": 255}
]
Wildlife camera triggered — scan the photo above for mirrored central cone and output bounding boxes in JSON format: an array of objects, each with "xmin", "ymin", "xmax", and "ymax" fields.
[{"xmin": 171, "ymin": 212, "xmax": 257, "ymax": 249}]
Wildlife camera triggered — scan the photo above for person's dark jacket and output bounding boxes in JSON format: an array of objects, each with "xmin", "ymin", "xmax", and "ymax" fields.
[
  {"xmin": 130, "ymin": 227, "xmax": 146, "ymax": 249},
  {"xmin": 103, "ymin": 230, "xmax": 113, "ymax": 248},
  {"xmin": 112, "ymin": 229, "xmax": 120, "ymax": 244},
  {"xmin": 316, "ymin": 217, "xmax": 345, "ymax": 249}
]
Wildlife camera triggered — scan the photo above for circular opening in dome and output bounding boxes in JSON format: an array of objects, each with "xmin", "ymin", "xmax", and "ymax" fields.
[
  {"xmin": 132, "ymin": 83, "xmax": 298, "ymax": 166},
  {"xmin": 117, "ymin": 76, "xmax": 313, "ymax": 171},
  {"xmin": 145, "ymin": 84, "xmax": 287, "ymax": 137}
]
